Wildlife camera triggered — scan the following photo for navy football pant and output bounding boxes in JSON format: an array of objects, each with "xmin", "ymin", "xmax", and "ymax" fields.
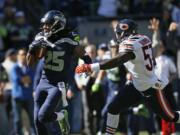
[
  {"xmin": 34, "ymin": 79, "xmax": 62, "ymax": 135},
  {"xmin": 108, "ymin": 82, "xmax": 179, "ymax": 122}
]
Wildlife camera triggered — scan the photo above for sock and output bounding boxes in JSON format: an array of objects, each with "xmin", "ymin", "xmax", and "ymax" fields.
[
  {"xmin": 56, "ymin": 112, "xmax": 64, "ymax": 121},
  {"xmin": 176, "ymin": 111, "xmax": 180, "ymax": 123},
  {"xmin": 162, "ymin": 119, "xmax": 171, "ymax": 135},
  {"xmin": 162, "ymin": 118, "xmax": 176, "ymax": 135},
  {"xmin": 105, "ymin": 113, "xmax": 119, "ymax": 135},
  {"xmin": 57, "ymin": 82, "xmax": 68, "ymax": 107}
]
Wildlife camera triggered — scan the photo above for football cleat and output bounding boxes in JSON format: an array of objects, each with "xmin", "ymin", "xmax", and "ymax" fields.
[{"xmin": 58, "ymin": 110, "xmax": 70, "ymax": 135}]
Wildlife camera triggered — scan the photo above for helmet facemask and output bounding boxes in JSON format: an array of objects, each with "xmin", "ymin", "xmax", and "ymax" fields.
[{"xmin": 40, "ymin": 10, "xmax": 66, "ymax": 37}]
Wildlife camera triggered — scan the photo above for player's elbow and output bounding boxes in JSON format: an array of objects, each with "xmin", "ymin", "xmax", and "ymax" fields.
[{"xmin": 117, "ymin": 52, "xmax": 135, "ymax": 64}]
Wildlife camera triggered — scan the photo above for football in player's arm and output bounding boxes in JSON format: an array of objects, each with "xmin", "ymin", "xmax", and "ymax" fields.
[
  {"xmin": 26, "ymin": 34, "xmax": 91, "ymax": 67},
  {"xmin": 26, "ymin": 10, "xmax": 92, "ymax": 135}
]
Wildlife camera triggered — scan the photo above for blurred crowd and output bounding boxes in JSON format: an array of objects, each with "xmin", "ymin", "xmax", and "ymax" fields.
[{"xmin": 0, "ymin": 0, "xmax": 180, "ymax": 135}]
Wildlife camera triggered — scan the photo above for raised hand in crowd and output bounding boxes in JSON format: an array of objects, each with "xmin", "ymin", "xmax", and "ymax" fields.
[
  {"xmin": 148, "ymin": 18, "xmax": 160, "ymax": 32},
  {"xmin": 168, "ymin": 22, "xmax": 178, "ymax": 32}
]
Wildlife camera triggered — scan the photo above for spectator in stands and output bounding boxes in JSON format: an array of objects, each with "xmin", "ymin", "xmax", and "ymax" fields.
[
  {"xmin": 98, "ymin": 0, "xmax": 120, "ymax": 17},
  {"xmin": 159, "ymin": 9, "xmax": 172, "ymax": 46},
  {"xmin": 166, "ymin": 22, "xmax": 180, "ymax": 110},
  {"xmin": 0, "ymin": 63, "xmax": 9, "ymax": 135},
  {"xmin": 10, "ymin": 48, "xmax": 36, "ymax": 135},
  {"xmin": 8, "ymin": 11, "xmax": 34, "ymax": 50},
  {"xmin": 2, "ymin": 49, "xmax": 17, "ymax": 129},
  {"xmin": 171, "ymin": 0, "xmax": 180, "ymax": 36},
  {"xmin": 132, "ymin": 0, "xmax": 162, "ymax": 14},
  {"xmin": 0, "ymin": 13, "xmax": 7, "ymax": 61},
  {"xmin": 3, "ymin": 5, "xmax": 16, "ymax": 29},
  {"xmin": 97, "ymin": 43, "xmax": 109, "ymax": 61}
]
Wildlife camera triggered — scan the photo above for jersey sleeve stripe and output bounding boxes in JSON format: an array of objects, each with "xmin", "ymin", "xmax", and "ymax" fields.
[
  {"xmin": 55, "ymin": 38, "xmax": 79, "ymax": 45},
  {"xmin": 119, "ymin": 48, "xmax": 134, "ymax": 53},
  {"xmin": 120, "ymin": 44, "xmax": 134, "ymax": 49}
]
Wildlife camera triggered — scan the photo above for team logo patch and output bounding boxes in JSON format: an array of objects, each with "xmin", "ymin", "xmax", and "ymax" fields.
[{"xmin": 155, "ymin": 82, "xmax": 162, "ymax": 88}]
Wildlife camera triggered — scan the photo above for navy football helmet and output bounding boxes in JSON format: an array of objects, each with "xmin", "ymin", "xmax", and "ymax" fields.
[
  {"xmin": 40, "ymin": 10, "xmax": 66, "ymax": 37},
  {"xmin": 115, "ymin": 19, "xmax": 138, "ymax": 42}
]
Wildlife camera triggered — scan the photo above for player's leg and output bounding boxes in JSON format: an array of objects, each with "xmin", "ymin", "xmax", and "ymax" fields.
[
  {"xmin": 34, "ymin": 86, "xmax": 49, "ymax": 135},
  {"xmin": 12, "ymin": 99, "xmax": 23, "ymax": 135},
  {"xmin": 142, "ymin": 87, "xmax": 180, "ymax": 123},
  {"xmin": 105, "ymin": 83, "xmax": 143, "ymax": 135},
  {"xmin": 37, "ymin": 86, "xmax": 62, "ymax": 122},
  {"xmin": 161, "ymin": 83, "xmax": 176, "ymax": 135},
  {"xmin": 23, "ymin": 98, "xmax": 36, "ymax": 135},
  {"xmin": 37, "ymin": 83, "xmax": 70, "ymax": 134}
]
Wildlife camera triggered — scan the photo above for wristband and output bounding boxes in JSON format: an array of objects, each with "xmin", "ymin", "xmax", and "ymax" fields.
[{"xmin": 91, "ymin": 63, "xmax": 100, "ymax": 72}]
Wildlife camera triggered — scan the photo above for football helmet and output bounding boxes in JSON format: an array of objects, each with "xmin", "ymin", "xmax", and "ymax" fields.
[
  {"xmin": 40, "ymin": 10, "xmax": 66, "ymax": 37},
  {"xmin": 115, "ymin": 19, "xmax": 138, "ymax": 42}
]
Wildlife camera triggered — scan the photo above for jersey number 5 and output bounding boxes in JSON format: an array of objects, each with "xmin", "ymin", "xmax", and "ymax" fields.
[
  {"xmin": 45, "ymin": 51, "xmax": 65, "ymax": 71},
  {"xmin": 142, "ymin": 44, "xmax": 156, "ymax": 71}
]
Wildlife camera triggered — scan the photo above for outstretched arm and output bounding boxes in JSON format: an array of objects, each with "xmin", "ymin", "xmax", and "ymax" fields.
[
  {"xmin": 75, "ymin": 51, "xmax": 135, "ymax": 73},
  {"xmin": 73, "ymin": 45, "xmax": 92, "ymax": 64},
  {"xmin": 100, "ymin": 52, "xmax": 135, "ymax": 70}
]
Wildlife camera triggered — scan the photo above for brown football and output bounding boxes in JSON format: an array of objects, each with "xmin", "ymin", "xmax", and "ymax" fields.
[{"xmin": 35, "ymin": 47, "xmax": 47, "ymax": 59}]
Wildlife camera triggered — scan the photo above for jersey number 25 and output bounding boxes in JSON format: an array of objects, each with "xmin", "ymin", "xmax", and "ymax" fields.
[{"xmin": 45, "ymin": 51, "xmax": 65, "ymax": 71}]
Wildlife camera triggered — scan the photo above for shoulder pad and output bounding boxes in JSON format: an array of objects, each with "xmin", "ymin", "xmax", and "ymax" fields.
[
  {"xmin": 55, "ymin": 38, "xmax": 79, "ymax": 46},
  {"xmin": 34, "ymin": 32, "xmax": 46, "ymax": 41}
]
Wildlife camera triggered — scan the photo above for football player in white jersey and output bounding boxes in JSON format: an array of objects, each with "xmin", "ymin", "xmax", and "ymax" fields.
[{"xmin": 75, "ymin": 19, "xmax": 180, "ymax": 135}]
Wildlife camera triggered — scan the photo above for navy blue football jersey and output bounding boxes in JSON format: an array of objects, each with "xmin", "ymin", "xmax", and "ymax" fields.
[{"xmin": 35, "ymin": 32, "xmax": 80, "ymax": 84}]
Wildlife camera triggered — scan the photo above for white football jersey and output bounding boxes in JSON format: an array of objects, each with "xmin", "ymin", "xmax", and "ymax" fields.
[
  {"xmin": 119, "ymin": 34, "xmax": 158, "ymax": 91},
  {"xmin": 155, "ymin": 55, "xmax": 177, "ymax": 84}
]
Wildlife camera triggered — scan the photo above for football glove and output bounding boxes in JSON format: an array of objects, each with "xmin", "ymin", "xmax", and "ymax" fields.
[
  {"xmin": 75, "ymin": 63, "xmax": 100, "ymax": 74},
  {"xmin": 29, "ymin": 39, "xmax": 47, "ymax": 54},
  {"xmin": 75, "ymin": 64, "xmax": 92, "ymax": 74}
]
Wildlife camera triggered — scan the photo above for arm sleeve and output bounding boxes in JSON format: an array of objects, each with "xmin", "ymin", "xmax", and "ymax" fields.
[
  {"xmin": 10, "ymin": 66, "xmax": 23, "ymax": 84},
  {"xmin": 152, "ymin": 31, "xmax": 161, "ymax": 48},
  {"xmin": 168, "ymin": 58, "xmax": 177, "ymax": 74},
  {"xmin": 119, "ymin": 42, "xmax": 134, "ymax": 53}
]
